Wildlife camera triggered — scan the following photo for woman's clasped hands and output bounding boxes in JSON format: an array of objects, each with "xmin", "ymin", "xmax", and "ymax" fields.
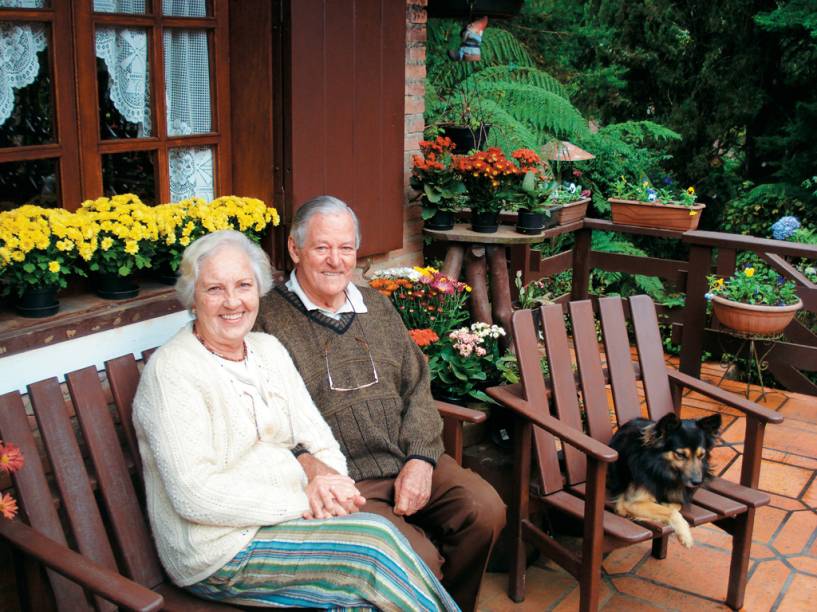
[{"xmin": 303, "ymin": 473, "xmax": 366, "ymax": 520}]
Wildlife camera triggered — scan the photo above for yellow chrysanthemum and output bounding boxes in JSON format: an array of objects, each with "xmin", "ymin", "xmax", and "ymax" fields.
[
  {"xmin": 101, "ymin": 237, "xmax": 114, "ymax": 251},
  {"xmin": 48, "ymin": 260, "xmax": 60, "ymax": 273}
]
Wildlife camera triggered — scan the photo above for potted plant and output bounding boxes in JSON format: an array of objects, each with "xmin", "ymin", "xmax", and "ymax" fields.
[
  {"xmin": 454, "ymin": 146, "xmax": 517, "ymax": 232},
  {"xmin": 497, "ymin": 148, "xmax": 556, "ymax": 234},
  {"xmin": 76, "ymin": 194, "xmax": 158, "ymax": 299},
  {"xmin": 410, "ymin": 136, "xmax": 466, "ymax": 231},
  {"xmin": 545, "ymin": 177, "xmax": 592, "ymax": 226},
  {"xmin": 608, "ymin": 176, "xmax": 705, "ymax": 231},
  {"xmin": 706, "ymin": 265, "xmax": 803, "ymax": 336},
  {"xmin": 0, "ymin": 205, "xmax": 93, "ymax": 317}
]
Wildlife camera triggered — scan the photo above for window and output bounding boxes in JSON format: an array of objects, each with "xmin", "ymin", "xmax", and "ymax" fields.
[{"xmin": 0, "ymin": 0, "xmax": 230, "ymax": 210}]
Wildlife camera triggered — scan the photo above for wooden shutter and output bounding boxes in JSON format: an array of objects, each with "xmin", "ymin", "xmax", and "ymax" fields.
[{"xmin": 288, "ymin": 0, "xmax": 406, "ymax": 257}]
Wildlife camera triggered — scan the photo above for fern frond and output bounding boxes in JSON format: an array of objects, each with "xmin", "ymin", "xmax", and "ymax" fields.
[
  {"xmin": 460, "ymin": 65, "xmax": 569, "ymax": 99},
  {"xmin": 478, "ymin": 28, "xmax": 538, "ymax": 67}
]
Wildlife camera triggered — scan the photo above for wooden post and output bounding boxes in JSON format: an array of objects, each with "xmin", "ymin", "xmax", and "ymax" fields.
[
  {"xmin": 488, "ymin": 245, "xmax": 513, "ymax": 350},
  {"xmin": 464, "ymin": 246, "xmax": 492, "ymax": 324},
  {"xmin": 678, "ymin": 244, "xmax": 712, "ymax": 380},
  {"xmin": 441, "ymin": 244, "xmax": 465, "ymax": 280},
  {"xmin": 571, "ymin": 227, "xmax": 592, "ymax": 300}
]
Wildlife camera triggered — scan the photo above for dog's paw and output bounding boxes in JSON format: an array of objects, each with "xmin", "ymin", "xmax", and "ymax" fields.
[
  {"xmin": 669, "ymin": 512, "xmax": 694, "ymax": 548},
  {"xmin": 676, "ymin": 528, "xmax": 694, "ymax": 548}
]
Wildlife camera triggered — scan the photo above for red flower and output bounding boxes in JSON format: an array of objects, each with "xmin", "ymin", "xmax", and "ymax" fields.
[
  {"xmin": 409, "ymin": 328, "xmax": 440, "ymax": 347},
  {"xmin": 0, "ymin": 442, "xmax": 24, "ymax": 474},
  {"xmin": 0, "ymin": 492, "xmax": 18, "ymax": 520}
]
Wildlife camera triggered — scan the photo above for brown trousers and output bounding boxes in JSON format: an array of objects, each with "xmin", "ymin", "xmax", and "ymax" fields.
[{"xmin": 356, "ymin": 454, "xmax": 506, "ymax": 612}]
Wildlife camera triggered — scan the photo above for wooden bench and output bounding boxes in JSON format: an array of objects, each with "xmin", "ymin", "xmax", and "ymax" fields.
[{"xmin": 0, "ymin": 349, "xmax": 485, "ymax": 611}]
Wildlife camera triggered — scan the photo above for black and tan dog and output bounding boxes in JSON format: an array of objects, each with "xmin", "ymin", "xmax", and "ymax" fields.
[{"xmin": 607, "ymin": 412, "xmax": 722, "ymax": 548}]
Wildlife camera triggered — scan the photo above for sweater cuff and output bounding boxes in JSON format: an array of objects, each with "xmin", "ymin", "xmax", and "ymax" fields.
[
  {"xmin": 406, "ymin": 454, "xmax": 437, "ymax": 467},
  {"xmin": 291, "ymin": 444, "xmax": 310, "ymax": 458}
]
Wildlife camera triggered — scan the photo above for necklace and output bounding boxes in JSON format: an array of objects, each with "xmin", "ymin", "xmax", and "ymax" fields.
[{"xmin": 193, "ymin": 323, "xmax": 247, "ymax": 362}]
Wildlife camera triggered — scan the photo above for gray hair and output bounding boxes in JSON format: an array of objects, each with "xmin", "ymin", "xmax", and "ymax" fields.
[
  {"xmin": 175, "ymin": 230, "xmax": 274, "ymax": 311},
  {"xmin": 290, "ymin": 195, "xmax": 361, "ymax": 249}
]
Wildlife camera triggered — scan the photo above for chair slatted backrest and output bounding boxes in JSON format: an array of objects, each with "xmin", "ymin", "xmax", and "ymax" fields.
[
  {"xmin": 598, "ymin": 297, "xmax": 643, "ymax": 424},
  {"xmin": 105, "ymin": 354, "xmax": 143, "ymax": 492},
  {"xmin": 629, "ymin": 295, "xmax": 675, "ymax": 420},
  {"xmin": 511, "ymin": 308, "xmax": 564, "ymax": 495},
  {"xmin": 27, "ymin": 377, "xmax": 118, "ymax": 612},
  {"xmin": 0, "ymin": 391, "xmax": 93, "ymax": 611},
  {"xmin": 66, "ymin": 366, "xmax": 164, "ymax": 590}
]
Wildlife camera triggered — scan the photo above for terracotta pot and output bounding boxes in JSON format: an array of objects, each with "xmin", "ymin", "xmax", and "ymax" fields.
[
  {"xmin": 609, "ymin": 198, "xmax": 706, "ymax": 231},
  {"xmin": 711, "ymin": 295, "xmax": 803, "ymax": 336},
  {"xmin": 551, "ymin": 198, "xmax": 590, "ymax": 225}
]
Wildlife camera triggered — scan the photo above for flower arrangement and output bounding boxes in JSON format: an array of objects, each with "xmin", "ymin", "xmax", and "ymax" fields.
[
  {"xmin": 410, "ymin": 136, "xmax": 466, "ymax": 219},
  {"xmin": 369, "ymin": 266, "xmax": 471, "ymax": 336},
  {"xmin": 495, "ymin": 148, "xmax": 552, "ymax": 214},
  {"xmin": 76, "ymin": 194, "xmax": 159, "ymax": 278},
  {"xmin": 0, "ymin": 205, "xmax": 94, "ymax": 296},
  {"xmin": 453, "ymin": 147, "xmax": 521, "ymax": 213},
  {"xmin": 611, "ymin": 176, "xmax": 698, "ymax": 207},
  {"xmin": 204, "ymin": 196, "xmax": 280, "ymax": 243},
  {"xmin": 707, "ymin": 265, "xmax": 800, "ymax": 306},
  {"xmin": 426, "ymin": 322, "xmax": 506, "ymax": 403},
  {"xmin": 0, "ymin": 440, "xmax": 24, "ymax": 520},
  {"xmin": 546, "ymin": 180, "xmax": 592, "ymax": 206}
]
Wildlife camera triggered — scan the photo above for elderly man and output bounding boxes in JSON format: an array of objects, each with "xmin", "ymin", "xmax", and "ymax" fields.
[{"xmin": 255, "ymin": 195, "xmax": 505, "ymax": 611}]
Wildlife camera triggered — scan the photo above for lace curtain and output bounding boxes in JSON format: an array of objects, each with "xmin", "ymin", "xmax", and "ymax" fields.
[
  {"xmin": 0, "ymin": 0, "xmax": 47, "ymax": 127},
  {"xmin": 94, "ymin": 0, "xmax": 213, "ymax": 201}
]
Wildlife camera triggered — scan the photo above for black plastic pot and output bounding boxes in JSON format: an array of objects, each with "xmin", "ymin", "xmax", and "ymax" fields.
[
  {"xmin": 15, "ymin": 286, "xmax": 59, "ymax": 318},
  {"xmin": 440, "ymin": 123, "xmax": 491, "ymax": 154},
  {"xmin": 427, "ymin": 0, "xmax": 524, "ymax": 19},
  {"xmin": 425, "ymin": 209, "xmax": 456, "ymax": 231},
  {"xmin": 471, "ymin": 210, "xmax": 500, "ymax": 233},
  {"xmin": 153, "ymin": 261, "xmax": 179, "ymax": 286},
  {"xmin": 515, "ymin": 209, "xmax": 545, "ymax": 235},
  {"xmin": 94, "ymin": 273, "xmax": 139, "ymax": 300}
]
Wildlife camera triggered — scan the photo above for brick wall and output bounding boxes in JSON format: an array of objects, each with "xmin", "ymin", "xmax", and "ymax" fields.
[{"xmin": 365, "ymin": 0, "xmax": 428, "ymax": 274}]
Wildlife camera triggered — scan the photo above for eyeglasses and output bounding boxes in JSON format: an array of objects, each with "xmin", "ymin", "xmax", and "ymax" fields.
[{"xmin": 324, "ymin": 336, "xmax": 379, "ymax": 392}]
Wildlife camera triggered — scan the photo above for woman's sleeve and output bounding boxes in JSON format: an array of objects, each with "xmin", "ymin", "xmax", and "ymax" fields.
[{"xmin": 134, "ymin": 359, "xmax": 309, "ymax": 528}]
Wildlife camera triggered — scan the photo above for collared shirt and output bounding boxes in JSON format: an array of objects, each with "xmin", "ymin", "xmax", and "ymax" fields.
[{"xmin": 285, "ymin": 270, "xmax": 368, "ymax": 320}]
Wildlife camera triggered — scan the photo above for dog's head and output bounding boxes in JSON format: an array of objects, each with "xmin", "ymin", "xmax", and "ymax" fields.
[{"xmin": 643, "ymin": 413, "xmax": 722, "ymax": 488}]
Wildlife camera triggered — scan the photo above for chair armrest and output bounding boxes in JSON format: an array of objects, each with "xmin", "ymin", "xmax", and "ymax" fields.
[
  {"xmin": 435, "ymin": 400, "xmax": 488, "ymax": 424},
  {"xmin": 667, "ymin": 369, "xmax": 784, "ymax": 424},
  {"xmin": 0, "ymin": 519, "xmax": 164, "ymax": 612},
  {"xmin": 486, "ymin": 385, "xmax": 618, "ymax": 463}
]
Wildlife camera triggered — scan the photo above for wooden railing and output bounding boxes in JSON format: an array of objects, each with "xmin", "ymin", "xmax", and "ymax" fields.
[{"xmin": 512, "ymin": 218, "xmax": 817, "ymax": 397}]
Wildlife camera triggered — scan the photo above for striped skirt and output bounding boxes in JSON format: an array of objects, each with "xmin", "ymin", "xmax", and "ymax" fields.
[{"xmin": 187, "ymin": 512, "xmax": 459, "ymax": 611}]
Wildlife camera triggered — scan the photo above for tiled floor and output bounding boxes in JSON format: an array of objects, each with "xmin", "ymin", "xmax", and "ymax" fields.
[{"xmin": 478, "ymin": 360, "xmax": 817, "ymax": 611}]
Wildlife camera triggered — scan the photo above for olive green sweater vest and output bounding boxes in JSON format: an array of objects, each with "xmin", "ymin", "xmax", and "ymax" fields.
[{"xmin": 255, "ymin": 284, "xmax": 444, "ymax": 481}]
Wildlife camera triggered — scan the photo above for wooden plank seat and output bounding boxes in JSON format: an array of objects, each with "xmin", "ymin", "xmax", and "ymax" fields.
[
  {"xmin": 487, "ymin": 295, "xmax": 783, "ymax": 612},
  {"xmin": 0, "ymin": 350, "xmax": 486, "ymax": 611}
]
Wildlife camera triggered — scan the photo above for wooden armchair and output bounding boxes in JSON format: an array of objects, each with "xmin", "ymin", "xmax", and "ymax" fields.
[
  {"xmin": 0, "ymin": 351, "xmax": 484, "ymax": 611},
  {"xmin": 487, "ymin": 295, "xmax": 783, "ymax": 611}
]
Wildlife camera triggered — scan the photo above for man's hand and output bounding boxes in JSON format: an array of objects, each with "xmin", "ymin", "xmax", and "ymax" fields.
[
  {"xmin": 393, "ymin": 459, "xmax": 433, "ymax": 516},
  {"xmin": 297, "ymin": 453, "xmax": 365, "ymax": 519}
]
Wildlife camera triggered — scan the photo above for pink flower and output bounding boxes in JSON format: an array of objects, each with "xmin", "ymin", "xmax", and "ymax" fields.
[{"xmin": 0, "ymin": 492, "xmax": 18, "ymax": 520}]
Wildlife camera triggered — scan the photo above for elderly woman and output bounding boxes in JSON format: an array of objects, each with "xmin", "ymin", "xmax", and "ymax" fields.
[{"xmin": 133, "ymin": 230, "xmax": 458, "ymax": 611}]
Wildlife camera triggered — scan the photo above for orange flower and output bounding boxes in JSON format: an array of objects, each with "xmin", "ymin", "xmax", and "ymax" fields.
[
  {"xmin": 0, "ymin": 492, "xmax": 18, "ymax": 520},
  {"xmin": 409, "ymin": 328, "xmax": 439, "ymax": 347},
  {"xmin": 0, "ymin": 442, "xmax": 24, "ymax": 473}
]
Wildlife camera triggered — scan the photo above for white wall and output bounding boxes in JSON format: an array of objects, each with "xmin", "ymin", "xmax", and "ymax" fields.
[{"xmin": 0, "ymin": 310, "xmax": 193, "ymax": 395}]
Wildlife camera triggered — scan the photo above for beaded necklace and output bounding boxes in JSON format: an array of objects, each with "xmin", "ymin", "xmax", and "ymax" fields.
[{"xmin": 193, "ymin": 323, "xmax": 247, "ymax": 362}]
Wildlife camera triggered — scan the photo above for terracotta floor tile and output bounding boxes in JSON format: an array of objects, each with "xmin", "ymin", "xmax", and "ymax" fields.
[
  {"xmin": 777, "ymin": 572, "xmax": 817, "ymax": 611},
  {"xmin": 602, "ymin": 541, "xmax": 650, "ymax": 575},
  {"xmin": 803, "ymin": 476, "xmax": 817, "ymax": 509},
  {"xmin": 753, "ymin": 506, "xmax": 789, "ymax": 542},
  {"xmin": 635, "ymin": 539, "xmax": 732, "ymax": 600},
  {"xmin": 760, "ymin": 448, "xmax": 817, "ymax": 471},
  {"xmin": 721, "ymin": 459, "xmax": 812, "ymax": 498},
  {"xmin": 751, "ymin": 542, "xmax": 777, "ymax": 560},
  {"xmin": 778, "ymin": 396, "xmax": 817, "ymax": 425},
  {"xmin": 772, "ymin": 510, "xmax": 817, "ymax": 556},
  {"xmin": 693, "ymin": 525, "xmax": 733, "ymax": 550},
  {"xmin": 477, "ymin": 566, "xmax": 578, "ymax": 612},
  {"xmin": 788, "ymin": 556, "xmax": 817, "ymax": 577},
  {"xmin": 612, "ymin": 576, "xmax": 731, "ymax": 611},
  {"xmin": 710, "ymin": 445, "xmax": 739, "ymax": 474},
  {"xmin": 742, "ymin": 559, "xmax": 791, "ymax": 612},
  {"xmin": 600, "ymin": 594, "xmax": 664, "ymax": 611},
  {"xmin": 682, "ymin": 392, "xmax": 744, "ymax": 417},
  {"xmin": 767, "ymin": 492, "xmax": 808, "ymax": 511},
  {"xmin": 551, "ymin": 580, "xmax": 612, "ymax": 612}
]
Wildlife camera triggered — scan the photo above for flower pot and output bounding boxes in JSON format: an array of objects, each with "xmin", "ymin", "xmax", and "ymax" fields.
[
  {"xmin": 94, "ymin": 273, "xmax": 140, "ymax": 300},
  {"xmin": 440, "ymin": 123, "xmax": 491, "ymax": 154},
  {"xmin": 427, "ymin": 0, "xmax": 524, "ymax": 18},
  {"xmin": 609, "ymin": 198, "xmax": 706, "ymax": 231},
  {"xmin": 515, "ymin": 209, "xmax": 546, "ymax": 235},
  {"xmin": 471, "ymin": 210, "xmax": 500, "ymax": 233},
  {"xmin": 711, "ymin": 295, "xmax": 803, "ymax": 336},
  {"xmin": 153, "ymin": 261, "xmax": 179, "ymax": 286},
  {"xmin": 551, "ymin": 198, "xmax": 590, "ymax": 225},
  {"xmin": 424, "ymin": 209, "xmax": 456, "ymax": 231},
  {"xmin": 15, "ymin": 286, "xmax": 59, "ymax": 318}
]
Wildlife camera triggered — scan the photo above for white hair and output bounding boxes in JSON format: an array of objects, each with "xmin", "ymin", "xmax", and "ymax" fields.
[
  {"xmin": 290, "ymin": 195, "xmax": 361, "ymax": 248},
  {"xmin": 175, "ymin": 230, "xmax": 273, "ymax": 311}
]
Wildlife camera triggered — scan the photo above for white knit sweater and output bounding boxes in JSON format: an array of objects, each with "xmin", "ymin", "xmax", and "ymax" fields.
[{"xmin": 133, "ymin": 324, "xmax": 348, "ymax": 586}]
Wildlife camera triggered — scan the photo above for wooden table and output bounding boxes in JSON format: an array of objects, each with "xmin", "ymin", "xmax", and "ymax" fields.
[{"xmin": 424, "ymin": 223, "xmax": 556, "ymax": 348}]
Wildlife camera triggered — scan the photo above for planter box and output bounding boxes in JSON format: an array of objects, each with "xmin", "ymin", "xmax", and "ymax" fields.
[
  {"xmin": 551, "ymin": 197, "xmax": 590, "ymax": 225},
  {"xmin": 711, "ymin": 295, "xmax": 803, "ymax": 336},
  {"xmin": 609, "ymin": 198, "xmax": 705, "ymax": 231}
]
